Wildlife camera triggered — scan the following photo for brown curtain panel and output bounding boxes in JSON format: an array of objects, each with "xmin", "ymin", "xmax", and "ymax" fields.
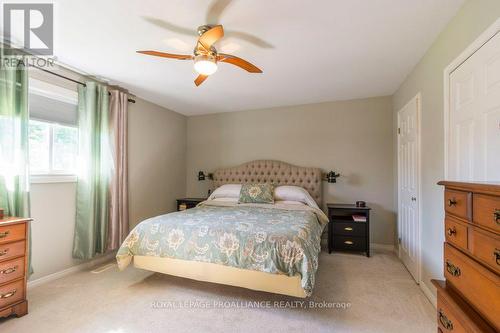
[{"xmin": 107, "ymin": 90, "xmax": 129, "ymax": 251}]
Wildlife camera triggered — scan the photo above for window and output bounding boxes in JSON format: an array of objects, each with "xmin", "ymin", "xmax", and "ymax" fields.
[
  {"xmin": 29, "ymin": 119, "xmax": 78, "ymax": 176},
  {"xmin": 28, "ymin": 79, "xmax": 78, "ymax": 183}
]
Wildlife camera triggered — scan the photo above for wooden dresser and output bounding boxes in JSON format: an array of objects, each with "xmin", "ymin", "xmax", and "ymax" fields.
[
  {"xmin": 433, "ymin": 181, "xmax": 499, "ymax": 332},
  {"xmin": 0, "ymin": 217, "xmax": 31, "ymax": 318}
]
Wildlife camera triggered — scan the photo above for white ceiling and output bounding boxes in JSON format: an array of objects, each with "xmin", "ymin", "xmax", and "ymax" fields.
[{"xmin": 7, "ymin": 0, "xmax": 464, "ymax": 115}]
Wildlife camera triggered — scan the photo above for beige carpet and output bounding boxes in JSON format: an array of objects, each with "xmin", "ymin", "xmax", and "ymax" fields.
[{"xmin": 0, "ymin": 248, "xmax": 435, "ymax": 333}]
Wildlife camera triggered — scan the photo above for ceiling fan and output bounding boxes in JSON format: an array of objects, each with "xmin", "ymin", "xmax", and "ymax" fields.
[{"xmin": 137, "ymin": 24, "xmax": 263, "ymax": 87}]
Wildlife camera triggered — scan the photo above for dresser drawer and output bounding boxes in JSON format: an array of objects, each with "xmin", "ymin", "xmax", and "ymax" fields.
[
  {"xmin": 0, "ymin": 279, "xmax": 24, "ymax": 310},
  {"xmin": 437, "ymin": 293, "xmax": 467, "ymax": 333},
  {"xmin": 332, "ymin": 235, "xmax": 366, "ymax": 251},
  {"xmin": 0, "ymin": 257, "xmax": 25, "ymax": 285},
  {"xmin": 333, "ymin": 222, "xmax": 366, "ymax": 237},
  {"xmin": 444, "ymin": 189, "xmax": 471, "ymax": 221},
  {"xmin": 468, "ymin": 227, "xmax": 500, "ymax": 274},
  {"xmin": 0, "ymin": 223, "xmax": 26, "ymax": 245},
  {"xmin": 434, "ymin": 279, "xmax": 496, "ymax": 333},
  {"xmin": 0, "ymin": 241, "xmax": 25, "ymax": 263},
  {"xmin": 444, "ymin": 217, "xmax": 467, "ymax": 251},
  {"xmin": 473, "ymin": 194, "xmax": 500, "ymax": 233},
  {"xmin": 444, "ymin": 243, "xmax": 500, "ymax": 330}
]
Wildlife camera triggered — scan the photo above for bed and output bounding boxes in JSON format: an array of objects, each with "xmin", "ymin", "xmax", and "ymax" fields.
[{"xmin": 116, "ymin": 160, "xmax": 328, "ymax": 297}]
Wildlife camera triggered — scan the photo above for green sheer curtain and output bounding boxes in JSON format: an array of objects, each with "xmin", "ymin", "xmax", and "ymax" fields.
[
  {"xmin": 72, "ymin": 82, "xmax": 112, "ymax": 260},
  {"xmin": 0, "ymin": 52, "xmax": 32, "ymax": 274}
]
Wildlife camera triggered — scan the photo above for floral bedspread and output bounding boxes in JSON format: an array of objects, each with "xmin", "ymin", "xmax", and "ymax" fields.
[{"xmin": 116, "ymin": 201, "xmax": 328, "ymax": 296}]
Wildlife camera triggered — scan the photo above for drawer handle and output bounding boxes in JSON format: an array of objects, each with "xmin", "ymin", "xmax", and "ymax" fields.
[
  {"xmin": 0, "ymin": 266, "xmax": 18, "ymax": 275},
  {"xmin": 447, "ymin": 198, "xmax": 457, "ymax": 207},
  {"xmin": 0, "ymin": 248, "xmax": 8, "ymax": 256},
  {"xmin": 0, "ymin": 231, "xmax": 10, "ymax": 239},
  {"xmin": 446, "ymin": 227, "xmax": 456, "ymax": 237},
  {"xmin": 344, "ymin": 227, "xmax": 353, "ymax": 231},
  {"xmin": 0, "ymin": 289, "xmax": 17, "ymax": 299},
  {"xmin": 494, "ymin": 209, "xmax": 500, "ymax": 225},
  {"xmin": 494, "ymin": 248, "xmax": 500, "ymax": 266},
  {"xmin": 446, "ymin": 261, "xmax": 461, "ymax": 277},
  {"xmin": 344, "ymin": 240, "xmax": 353, "ymax": 245},
  {"xmin": 438, "ymin": 309, "xmax": 454, "ymax": 330}
]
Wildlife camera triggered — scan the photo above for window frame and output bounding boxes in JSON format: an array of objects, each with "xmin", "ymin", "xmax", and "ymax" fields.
[
  {"xmin": 30, "ymin": 174, "xmax": 77, "ymax": 184},
  {"xmin": 29, "ymin": 118, "xmax": 78, "ymax": 184}
]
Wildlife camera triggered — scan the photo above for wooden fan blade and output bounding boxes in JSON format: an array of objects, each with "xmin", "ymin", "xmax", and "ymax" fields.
[
  {"xmin": 206, "ymin": 0, "xmax": 232, "ymax": 24},
  {"xmin": 217, "ymin": 54, "xmax": 262, "ymax": 73},
  {"xmin": 194, "ymin": 74, "xmax": 208, "ymax": 86},
  {"xmin": 198, "ymin": 25, "xmax": 224, "ymax": 50},
  {"xmin": 136, "ymin": 50, "xmax": 193, "ymax": 60}
]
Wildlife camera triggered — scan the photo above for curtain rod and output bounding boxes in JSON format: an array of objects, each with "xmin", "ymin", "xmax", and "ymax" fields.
[{"xmin": 31, "ymin": 65, "xmax": 136, "ymax": 103}]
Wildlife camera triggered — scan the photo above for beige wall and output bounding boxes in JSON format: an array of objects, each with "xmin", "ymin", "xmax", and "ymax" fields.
[
  {"xmin": 392, "ymin": 0, "xmax": 500, "ymax": 297},
  {"xmin": 186, "ymin": 97, "xmax": 395, "ymax": 245},
  {"xmin": 128, "ymin": 98, "xmax": 187, "ymax": 229},
  {"xmin": 30, "ymin": 182, "xmax": 80, "ymax": 280},
  {"xmin": 28, "ymin": 68, "xmax": 187, "ymax": 280}
]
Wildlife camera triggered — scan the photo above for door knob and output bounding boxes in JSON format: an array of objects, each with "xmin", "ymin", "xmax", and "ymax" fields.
[{"xmin": 411, "ymin": 197, "xmax": 417, "ymax": 201}]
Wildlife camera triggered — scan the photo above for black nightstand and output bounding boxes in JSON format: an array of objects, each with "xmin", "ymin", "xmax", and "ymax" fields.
[
  {"xmin": 176, "ymin": 198, "xmax": 206, "ymax": 211},
  {"xmin": 327, "ymin": 203, "xmax": 371, "ymax": 257}
]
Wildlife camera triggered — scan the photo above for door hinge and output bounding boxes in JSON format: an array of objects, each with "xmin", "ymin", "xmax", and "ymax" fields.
[
  {"xmin": 398, "ymin": 237, "xmax": 401, "ymax": 244},
  {"xmin": 398, "ymin": 128, "xmax": 401, "ymax": 134}
]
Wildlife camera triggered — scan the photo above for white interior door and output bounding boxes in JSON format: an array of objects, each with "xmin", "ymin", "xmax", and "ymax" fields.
[
  {"xmin": 398, "ymin": 95, "xmax": 420, "ymax": 283},
  {"xmin": 448, "ymin": 31, "xmax": 500, "ymax": 181}
]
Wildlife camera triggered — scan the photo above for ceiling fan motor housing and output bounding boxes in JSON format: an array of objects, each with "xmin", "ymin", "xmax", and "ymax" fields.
[
  {"xmin": 194, "ymin": 45, "xmax": 217, "ymax": 57},
  {"xmin": 194, "ymin": 53, "xmax": 217, "ymax": 64}
]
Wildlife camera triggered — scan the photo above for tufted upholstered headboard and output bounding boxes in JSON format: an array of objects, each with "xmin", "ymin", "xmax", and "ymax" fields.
[{"xmin": 212, "ymin": 160, "xmax": 322, "ymax": 204}]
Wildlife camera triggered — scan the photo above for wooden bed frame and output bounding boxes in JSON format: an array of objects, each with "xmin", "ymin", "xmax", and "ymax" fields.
[{"xmin": 133, "ymin": 160, "xmax": 323, "ymax": 297}]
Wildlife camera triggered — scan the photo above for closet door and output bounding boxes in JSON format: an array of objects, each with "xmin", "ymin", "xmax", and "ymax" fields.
[
  {"xmin": 449, "ymin": 32, "xmax": 500, "ymax": 181},
  {"xmin": 398, "ymin": 95, "xmax": 421, "ymax": 282}
]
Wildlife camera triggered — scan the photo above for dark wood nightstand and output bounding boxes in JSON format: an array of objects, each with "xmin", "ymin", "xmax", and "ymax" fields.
[
  {"xmin": 327, "ymin": 203, "xmax": 371, "ymax": 257},
  {"xmin": 176, "ymin": 198, "xmax": 206, "ymax": 211}
]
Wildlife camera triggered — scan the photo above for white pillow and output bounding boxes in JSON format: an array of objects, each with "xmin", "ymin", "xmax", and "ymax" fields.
[
  {"xmin": 274, "ymin": 185, "xmax": 319, "ymax": 209},
  {"xmin": 211, "ymin": 197, "xmax": 239, "ymax": 203},
  {"xmin": 208, "ymin": 184, "xmax": 242, "ymax": 200}
]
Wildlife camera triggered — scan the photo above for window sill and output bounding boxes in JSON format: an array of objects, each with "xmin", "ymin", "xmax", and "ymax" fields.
[{"xmin": 30, "ymin": 175, "xmax": 77, "ymax": 184}]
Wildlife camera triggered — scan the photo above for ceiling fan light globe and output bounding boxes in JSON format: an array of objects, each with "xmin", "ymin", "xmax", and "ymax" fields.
[
  {"xmin": 194, "ymin": 55, "xmax": 218, "ymax": 75},
  {"xmin": 194, "ymin": 60, "xmax": 217, "ymax": 75}
]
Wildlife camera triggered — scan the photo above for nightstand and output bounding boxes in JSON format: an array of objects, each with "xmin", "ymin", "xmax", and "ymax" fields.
[
  {"xmin": 176, "ymin": 198, "xmax": 206, "ymax": 211},
  {"xmin": 327, "ymin": 203, "xmax": 371, "ymax": 257}
]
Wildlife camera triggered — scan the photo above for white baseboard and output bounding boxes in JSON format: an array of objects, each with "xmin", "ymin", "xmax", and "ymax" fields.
[
  {"xmin": 419, "ymin": 280, "xmax": 437, "ymax": 308},
  {"xmin": 28, "ymin": 251, "xmax": 117, "ymax": 289}
]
